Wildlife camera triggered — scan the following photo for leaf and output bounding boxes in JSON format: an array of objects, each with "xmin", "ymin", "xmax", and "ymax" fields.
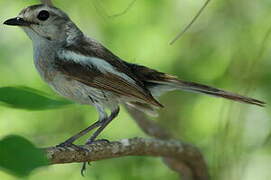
[
  {"xmin": 0, "ymin": 86, "xmax": 73, "ymax": 110},
  {"xmin": 0, "ymin": 135, "xmax": 48, "ymax": 177}
]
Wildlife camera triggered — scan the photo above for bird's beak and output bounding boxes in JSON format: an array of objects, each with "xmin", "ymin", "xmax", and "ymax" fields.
[{"xmin": 3, "ymin": 17, "xmax": 32, "ymax": 26}]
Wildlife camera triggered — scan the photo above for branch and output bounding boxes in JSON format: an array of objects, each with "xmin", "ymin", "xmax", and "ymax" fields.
[
  {"xmin": 125, "ymin": 105, "xmax": 172, "ymax": 139},
  {"xmin": 125, "ymin": 106, "xmax": 209, "ymax": 180},
  {"xmin": 45, "ymin": 138, "xmax": 202, "ymax": 165}
]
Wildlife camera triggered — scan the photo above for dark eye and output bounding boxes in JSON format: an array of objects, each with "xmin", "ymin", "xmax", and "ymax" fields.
[{"xmin": 37, "ymin": 10, "xmax": 50, "ymax": 21}]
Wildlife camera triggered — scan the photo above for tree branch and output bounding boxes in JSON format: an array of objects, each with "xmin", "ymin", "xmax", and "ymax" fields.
[
  {"xmin": 125, "ymin": 106, "xmax": 209, "ymax": 180},
  {"xmin": 125, "ymin": 105, "xmax": 172, "ymax": 139},
  {"xmin": 45, "ymin": 137, "xmax": 201, "ymax": 165}
]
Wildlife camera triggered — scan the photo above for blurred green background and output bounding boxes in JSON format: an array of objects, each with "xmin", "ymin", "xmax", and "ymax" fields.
[{"xmin": 0, "ymin": 0, "xmax": 270, "ymax": 179}]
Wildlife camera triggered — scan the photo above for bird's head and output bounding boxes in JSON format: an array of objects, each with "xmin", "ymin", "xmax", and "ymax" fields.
[{"xmin": 4, "ymin": 4, "xmax": 82, "ymax": 45}]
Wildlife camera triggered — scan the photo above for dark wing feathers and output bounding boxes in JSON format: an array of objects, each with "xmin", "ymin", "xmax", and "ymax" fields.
[
  {"xmin": 55, "ymin": 41, "xmax": 163, "ymax": 107},
  {"xmin": 58, "ymin": 37, "xmax": 264, "ymax": 107},
  {"xmin": 65, "ymin": 38, "xmax": 146, "ymax": 86}
]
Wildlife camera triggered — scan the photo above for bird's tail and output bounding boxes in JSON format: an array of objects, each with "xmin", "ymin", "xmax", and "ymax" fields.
[
  {"xmin": 148, "ymin": 75, "xmax": 265, "ymax": 107},
  {"xmin": 125, "ymin": 62, "xmax": 265, "ymax": 107}
]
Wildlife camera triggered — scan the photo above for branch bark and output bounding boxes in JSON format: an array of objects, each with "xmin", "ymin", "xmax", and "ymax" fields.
[
  {"xmin": 125, "ymin": 105, "xmax": 209, "ymax": 180},
  {"xmin": 42, "ymin": 105, "xmax": 209, "ymax": 180},
  {"xmin": 45, "ymin": 138, "xmax": 201, "ymax": 165}
]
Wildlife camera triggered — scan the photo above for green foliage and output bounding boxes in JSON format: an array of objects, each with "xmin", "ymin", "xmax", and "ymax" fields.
[
  {"xmin": 0, "ymin": 135, "xmax": 48, "ymax": 177},
  {"xmin": 0, "ymin": 86, "xmax": 73, "ymax": 110},
  {"xmin": 0, "ymin": 0, "xmax": 270, "ymax": 179}
]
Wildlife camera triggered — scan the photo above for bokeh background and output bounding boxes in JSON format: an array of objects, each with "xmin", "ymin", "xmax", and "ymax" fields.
[{"xmin": 0, "ymin": 0, "xmax": 271, "ymax": 179}]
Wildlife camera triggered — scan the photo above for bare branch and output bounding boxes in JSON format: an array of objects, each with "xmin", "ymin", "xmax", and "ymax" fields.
[
  {"xmin": 45, "ymin": 138, "xmax": 208, "ymax": 180},
  {"xmin": 40, "ymin": 0, "xmax": 53, "ymax": 5},
  {"xmin": 125, "ymin": 105, "xmax": 172, "ymax": 139},
  {"xmin": 163, "ymin": 158, "xmax": 194, "ymax": 180},
  {"xmin": 45, "ymin": 138, "xmax": 202, "ymax": 165},
  {"xmin": 125, "ymin": 106, "xmax": 209, "ymax": 180},
  {"xmin": 170, "ymin": 0, "xmax": 211, "ymax": 45}
]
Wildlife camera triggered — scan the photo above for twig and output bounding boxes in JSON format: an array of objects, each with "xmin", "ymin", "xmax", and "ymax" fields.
[
  {"xmin": 170, "ymin": 0, "xmax": 211, "ymax": 45},
  {"xmin": 91, "ymin": 0, "xmax": 136, "ymax": 19},
  {"xmin": 109, "ymin": 0, "xmax": 137, "ymax": 18}
]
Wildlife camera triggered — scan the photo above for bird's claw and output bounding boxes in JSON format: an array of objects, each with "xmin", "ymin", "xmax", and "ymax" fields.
[
  {"xmin": 86, "ymin": 138, "xmax": 110, "ymax": 145},
  {"xmin": 81, "ymin": 161, "xmax": 92, "ymax": 176},
  {"xmin": 80, "ymin": 139, "xmax": 110, "ymax": 176},
  {"xmin": 56, "ymin": 142, "xmax": 89, "ymax": 153}
]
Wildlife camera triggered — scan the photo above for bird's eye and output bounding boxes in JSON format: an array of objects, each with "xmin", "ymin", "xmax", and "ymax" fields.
[{"xmin": 37, "ymin": 10, "xmax": 50, "ymax": 21}]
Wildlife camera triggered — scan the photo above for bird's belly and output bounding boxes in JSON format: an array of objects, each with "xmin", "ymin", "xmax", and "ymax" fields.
[{"xmin": 49, "ymin": 74, "xmax": 119, "ymax": 108}]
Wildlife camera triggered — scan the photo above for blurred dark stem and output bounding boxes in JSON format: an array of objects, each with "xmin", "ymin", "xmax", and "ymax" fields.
[
  {"xmin": 243, "ymin": 25, "xmax": 271, "ymax": 93},
  {"xmin": 108, "ymin": 0, "xmax": 137, "ymax": 18},
  {"xmin": 170, "ymin": 0, "xmax": 211, "ymax": 45},
  {"xmin": 91, "ymin": 0, "xmax": 137, "ymax": 19},
  {"xmin": 125, "ymin": 105, "xmax": 209, "ymax": 180}
]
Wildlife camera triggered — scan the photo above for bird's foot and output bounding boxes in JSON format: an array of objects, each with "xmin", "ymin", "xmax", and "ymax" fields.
[
  {"xmin": 56, "ymin": 141, "xmax": 89, "ymax": 153},
  {"xmin": 86, "ymin": 138, "xmax": 110, "ymax": 145},
  {"xmin": 81, "ymin": 162, "xmax": 91, "ymax": 177},
  {"xmin": 80, "ymin": 139, "xmax": 110, "ymax": 176}
]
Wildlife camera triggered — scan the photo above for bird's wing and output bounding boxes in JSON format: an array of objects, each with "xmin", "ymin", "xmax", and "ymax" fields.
[
  {"xmin": 65, "ymin": 37, "xmax": 147, "ymax": 85},
  {"xmin": 55, "ymin": 48, "xmax": 162, "ymax": 107}
]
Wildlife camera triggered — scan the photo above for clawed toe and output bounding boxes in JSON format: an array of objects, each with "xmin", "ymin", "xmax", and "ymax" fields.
[
  {"xmin": 56, "ymin": 142, "xmax": 89, "ymax": 152},
  {"xmin": 81, "ymin": 161, "xmax": 92, "ymax": 176},
  {"xmin": 86, "ymin": 138, "xmax": 110, "ymax": 145}
]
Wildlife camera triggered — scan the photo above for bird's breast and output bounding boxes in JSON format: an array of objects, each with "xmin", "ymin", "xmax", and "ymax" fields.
[{"xmin": 34, "ymin": 56, "xmax": 58, "ymax": 83}]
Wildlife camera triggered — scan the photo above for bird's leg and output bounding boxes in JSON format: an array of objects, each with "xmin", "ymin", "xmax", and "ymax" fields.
[
  {"xmin": 57, "ymin": 99, "xmax": 109, "ymax": 151},
  {"xmin": 56, "ymin": 120, "xmax": 102, "ymax": 150},
  {"xmin": 81, "ymin": 106, "xmax": 120, "ymax": 176},
  {"xmin": 86, "ymin": 106, "xmax": 120, "ymax": 144}
]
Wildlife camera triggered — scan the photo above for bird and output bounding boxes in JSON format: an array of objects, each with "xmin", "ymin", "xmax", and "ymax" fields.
[{"xmin": 4, "ymin": 3, "xmax": 265, "ymax": 174}]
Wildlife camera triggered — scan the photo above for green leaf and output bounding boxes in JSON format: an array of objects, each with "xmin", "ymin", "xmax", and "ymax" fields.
[
  {"xmin": 0, "ymin": 135, "xmax": 48, "ymax": 177},
  {"xmin": 0, "ymin": 86, "xmax": 73, "ymax": 110}
]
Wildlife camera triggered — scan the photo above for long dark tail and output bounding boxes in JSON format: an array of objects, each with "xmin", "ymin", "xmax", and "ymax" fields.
[
  {"xmin": 159, "ymin": 78, "xmax": 265, "ymax": 107},
  {"xmin": 125, "ymin": 62, "xmax": 265, "ymax": 107}
]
